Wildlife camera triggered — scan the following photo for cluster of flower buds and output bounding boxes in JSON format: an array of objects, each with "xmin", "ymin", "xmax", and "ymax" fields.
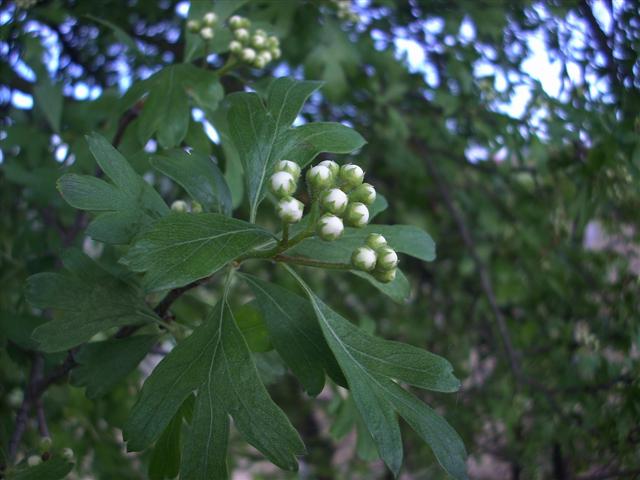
[
  {"xmin": 306, "ymin": 160, "xmax": 376, "ymax": 241},
  {"xmin": 170, "ymin": 200, "xmax": 203, "ymax": 213},
  {"xmin": 330, "ymin": 0, "xmax": 360, "ymax": 22},
  {"xmin": 187, "ymin": 11, "xmax": 218, "ymax": 40},
  {"xmin": 16, "ymin": 0, "xmax": 39, "ymax": 8},
  {"xmin": 269, "ymin": 160, "xmax": 304, "ymax": 224},
  {"xmin": 227, "ymin": 15, "xmax": 281, "ymax": 68},
  {"xmin": 351, "ymin": 233, "xmax": 399, "ymax": 283}
]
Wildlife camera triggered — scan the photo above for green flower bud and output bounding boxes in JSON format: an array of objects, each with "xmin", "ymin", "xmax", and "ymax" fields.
[
  {"xmin": 276, "ymin": 160, "xmax": 301, "ymax": 180},
  {"xmin": 234, "ymin": 28, "xmax": 250, "ymax": 42},
  {"xmin": 229, "ymin": 40, "xmax": 243, "ymax": 54},
  {"xmin": 200, "ymin": 27, "xmax": 214, "ymax": 40},
  {"xmin": 318, "ymin": 159, "xmax": 340, "ymax": 177},
  {"xmin": 39, "ymin": 436, "xmax": 52, "ymax": 452},
  {"xmin": 269, "ymin": 171, "xmax": 297, "ymax": 197},
  {"xmin": 203, "ymin": 12, "xmax": 218, "ymax": 26},
  {"xmin": 62, "ymin": 448, "xmax": 75, "ymax": 461},
  {"xmin": 351, "ymin": 246, "xmax": 377, "ymax": 271},
  {"xmin": 373, "ymin": 267, "xmax": 397, "ymax": 283},
  {"xmin": 266, "ymin": 35, "xmax": 280, "ymax": 49},
  {"xmin": 258, "ymin": 50, "xmax": 272, "ymax": 64},
  {"xmin": 251, "ymin": 33, "xmax": 267, "ymax": 48},
  {"xmin": 317, "ymin": 213, "xmax": 344, "ymax": 241},
  {"xmin": 191, "ymin": 201, "xmax": 203, "ymax": 213},
  {"xmin": 187, "ymin": 19, "xmax": 201, "ymax": 32},
  {"xmin": 366, "ymin": 233, "xmax": 387, "ymax": 250},
  {"xmin": 339, "ymin": 163, "xmax": 364, "ymax": 189},
  {"xmin": 276, "ymin": 196, "xmax": 304, "ymax": 223},
  {"xmin": 240, "ymin": 17, "xmax": 251, "ymax": 28},
  {"xmin": 376, "ymin": 245, "xmax": 398, "ymax": 270},
  {"xmin": 306, "ymin": 165, "xmax": 334, "ymax": 191},
  {"xmin": 171, "ymin": 200, "xmax": 189, "ymax": 213},
  {"xmin": 241, "ymin": 47, "xmax": 256, "ymax": 62},
  {"xmin": 271, "ymin": 47, "xmax": 282, "ymax": 59},
  {"xmin": 321, "ymin": 188, "xmax": 349, "ymax": 215},
  {"xmin": 344, "ymin": 202, "xmax": 369, "ymax": 227},
  {"xmin": 27, "ymin": 455, "xmax": 42, "ymax": 467},
  {"xmin": 228, "ymin": 15, "xmax": 243, "ymax": 29},
  {"xmin": 349, "ymin": 182, "xmax": 376, "ymax": 205},
  {"xmin": 253, "ymin": 56, "xmax": 267, "ymax": 68}
]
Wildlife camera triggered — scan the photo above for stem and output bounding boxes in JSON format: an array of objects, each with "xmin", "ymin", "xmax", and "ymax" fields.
[
  {"xmin": 216, "ymin": 57, "xmax": 238, "ymax": 77},
  {"xmin": 282, "ymin": 223, "xmax": 289, "ymax": 244}
]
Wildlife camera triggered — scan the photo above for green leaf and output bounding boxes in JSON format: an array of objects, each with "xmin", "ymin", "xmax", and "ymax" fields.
[
  {"xmin": 124, "ymin": 298, "xmax": 305, "ymax": 472},
  {"xmin": 70, "ymin": 335, "xmax": 158, "ymax": 399},
  {"xmin": 7, "ymin": 457, "xmax": 74, "ymax": 480},
  {"xmin": 234, "ymin": 302, "xmax": 272, "ymax": 353},
  {"xmin": 150, "ymin": 149, "xmax": 232, "ymax": 215},
  {"xmin": 369, "ymin": 193, "xmax": 388, "ymax": 220},
  {"xmin": 128, "ymin": 65, "xmax": 224, "ymax": 148},
  {"xmin": 351, "ymin": 269, "xmax": 410, "ymax": 303},
  {"xmin": 33, "ymin": 81, "xmax": 62, "ymax": 132},
  {"xmin": 0, "ymin": 312, "xmax": 46, "ymax": 351},
  {"xmin": 57, "ymin": 133, "xmax": 168, "ymax": 244},
  {"xmin": 289, "ymin": 224, "xmax": 436, "ymax": 263},
  {"xmin": 286, "ymin": 267, "xmax": 465, "ymax": 479},
  {"xmin": 226, "ymin": 78, "xmax": 365, "ymax": 220},
  {"xmin": 242, "ymin": 274, "xmax": 345, "ymax": 395},
  {"xmin": 149, "ymin": 397, "xmax": 192, "ymax": 480},
  {"xmin": 121, "ymin": 213, "xmax": 273, "ymax": 292},
  {"xmin": 87, "ymin": 14, "xmax": 139, "ymax": 52},
  {"xmin": 26, "ymin": 250, "xmax": 158, "ymax": 353}
]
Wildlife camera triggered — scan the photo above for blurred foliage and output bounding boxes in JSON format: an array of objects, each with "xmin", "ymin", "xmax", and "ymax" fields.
[{"xmin": 1, "ymin": 0, "xmax": 639, "ymax": 479}]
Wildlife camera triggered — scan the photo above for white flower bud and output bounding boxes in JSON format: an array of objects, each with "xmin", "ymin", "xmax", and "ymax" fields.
[
  {"xmin": 376, "ymin": 246, "xmax": 398, "ymax": 270},
  {"xmin": 39, "ymin": 436, "xmax": 52, "ymax": 451},
  {"xmin": 351, "ymin": 246, "xmax": 377, "ymax": 271},
  {"xmin": 339, "ymin": 163, "xmax": 364, "ymax": 189},
  {"xmin": 344, "ymin": 202, "xmax": 369, "ymax": 227},
  {"xmin": 200, "ymin": 27, "xmax": 215, "ymax": 40},
  {"xmin": 240, "ymin": 17, "xmax": 251, "ymax": 28},
  {"xmin": 171, "ymin": 200, "xmax": 190, "ymax": 213},
  {"xmin": 241, "ymin": 47, "xmax": 256, "ymax": 62},
  {"xmin": 269, "ymin": 171, "xmax": 297, "ymax": 197},
  {"xmin": 228, "ymin": 15, "xmax": 243, "ymax": 29},
  {"xmin": 203, "ymin": 12, "xmax": 218, "ymax": 26},
  {"xmin": 251, "ymin": 33, "xmax": 267, "ymax": 48},
  {"xmin": 276, "ymin": 196, "xmax": 304, "ymax": 223},
  {"xmin": 276, "ymin": 160, "xmax": 301, "ymax": 180},
  {"xmin": 62, "ymin": 447, "xmax": 74, "ymax": 461},
  {"xmin": 317, "ymin": 214, "xmax": 344, "ymax": 241},
  {"xmin": 229, "ymin": 40, "xmax": 243, "ymax": 53},
  {"xmin": 366, "ymin": 233, "xmax": 387, "ymax": 250},
  {"xmin": 234, "ymin": 28, "xmax": 250, "ymax": 42},
  {"xmin": 187, "ymin": 19, "xmax": 201, "ymax": 32},
  {"xmin": 258, "ymin": 50, "xmax": 272, "ymax": 64},
  {"xmin": 27, "ymin": 455, "xmax": 42, "ymax": 467},
  {"xmin": 267, "ymin": 36, "xmax": 280, "ymax": 49},
  {"xmin": 253, "ymin": 56, "xmax": 266, "ymax": 68},
  {"xmin": 349, "ymin": 182, "xmax": 376, "ymax": 205},
  {"xmin": 374, "ymin": 267, "xmax": 397, "ymax": 283},
  {"xmin": 306, "ymin": 165, "xmax": 333, "ymax": 191},
  {"xmin": 321, "ymin": 188, "xmax": 349, "ymax": 215},
  {"xmin": 318, "ymin": 159, "xmax": 340, "ymax": 177},
  {"xmin": 271, "ymin": 47, "xmax": 282, "ymax": 59}
]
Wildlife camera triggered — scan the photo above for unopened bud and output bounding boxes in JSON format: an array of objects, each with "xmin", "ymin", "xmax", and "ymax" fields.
[
  {"xmin": 374, "ymin": 267, "xmax": 397, "ymax": 283},
  {"xmin": 191, "ymin": 201, "xmax": 203, "ymax": 213},
  {"xmin": 271, "ymin": 47, "xmax": 282, "ymax": 59},
  {"xmin": 203, "ymin": 12, "xmax": 218, "ymax": 26},
  {"xmin": 318, "ymin": 160, "xmax": 340, "ymax": 177},
  {"xmin": 267, "ymin": 36, "xmax": 280, "ymax": 49},
  {"xmin": 200, "ymin": 27, "xmax": 214, "ymax": 40},
  {"xmin": 229, "ymin": 40, "xmax": 243, "ymax": 54},
  {"xmin": 241, "ymin": 47, "xmax": 256, "ymax": 62},
  {"xmin": 376, "ymin": 246, "xmax": 398, "ymax": 270},
  {"xmin": 62, "ymin": 447, "xmax": 74, "ymax": 461},
  {"xmin": 258, "ymin": 51, "xmax": 272, "ymax": 64},
  {"xmin": 276, "ymin": 160, "xmax": 301, "ymax": 180},
  {"xmin": 339, "ymin": 163, "xmax": 364, "ymax": 189},
  {"xmin": 351, "ymin": 246, "xmax": 377, "ymax": 271},
  {"xmin": 228, "ymin": 15, "xmax": 243, "ymax": 29},
  {"xmin": 27, "ymin": 455, "xmax": 42, "ymax": 467},
  {"xmin": 39, "ymin": 436, "xmax": 53, "ymax": 451},
  {"xmin": 317, "ymin": 214, "xmax": 344, "ymax": 241},
  {"xmin": 366, "ymin": 233, "xmax": 387, "ymax": 250},
  {"xmin": 269, "ymin": 171, "xmax": 297, "ymax": 197},
  {"xmin": 321, "ymin": 188, "xmax": 349, "ymax": 215},
  {"xmin": 344, "ymin": 202, "xmax": 369, "ymax": 227},
  {"xmin": 251, "ymin": 33, "xmax": 267, "ymax": 48},
  {"xmin": 235, "ymin": 28, "xmax": 250, "ymax": 42},
  {"xmin": 187, "ymin": 19, "xmax": 201, "ymax": 32},
  {"xmin": 276, "ymin": 197, "xmax": 304, "ymax": 223},
  {"xmin": 253, "ymin": 56, "xmax": 266, "ymax": 68},
  {"xmin": 171, "ymin": 200, "xmax": 189, "ymax": 213},
  {"xmin": 306, "ymin": 165, "xmax": 333, "ymax": 191},
  {"xmin": 349, "ymin": 182, "xmax": 376, "ymax": 205}
]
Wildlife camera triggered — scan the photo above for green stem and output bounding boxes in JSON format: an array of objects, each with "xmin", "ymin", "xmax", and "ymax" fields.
[
  {"xmin": 274, "ymin": 255, "xmax": 351, "ymax": 271},
  {"xmin": 216, "ymin": 57, "xmax": 238, "ymax": 77},
  {"xmin": 282, "ymin": 222, "xmax": 290, "ymax": 244}
]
